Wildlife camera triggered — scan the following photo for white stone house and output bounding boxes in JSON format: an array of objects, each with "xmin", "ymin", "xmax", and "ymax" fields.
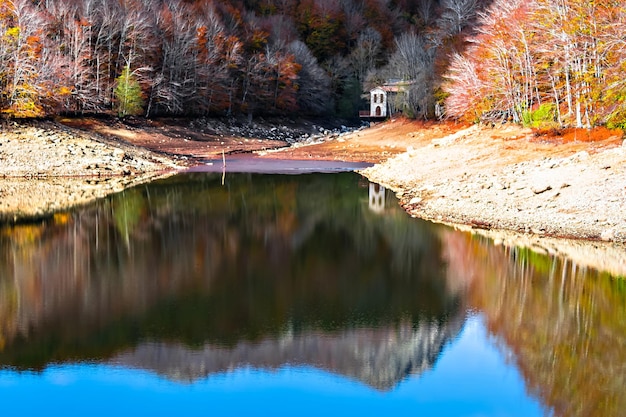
[
  {"xmin": 369, "ymin": 87, "xmax": 388, "ymax": 118},
  {"xmin": 360, "ymin": 80, "xmax": 415, "ymax": 120}
]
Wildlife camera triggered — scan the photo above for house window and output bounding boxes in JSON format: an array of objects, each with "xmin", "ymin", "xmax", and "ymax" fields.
[
  {"xmin": 373, "ymin": 94, "xmax": 377, "ymax": 103},
  {"xmin": 379, "ymin": 93, "xmax": 384, "ymax": 103}
]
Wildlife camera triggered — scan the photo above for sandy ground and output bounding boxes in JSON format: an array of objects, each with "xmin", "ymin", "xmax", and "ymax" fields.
[{"xmin": 1, "ymin": 116, "xmax": 625, "ymax": 273}]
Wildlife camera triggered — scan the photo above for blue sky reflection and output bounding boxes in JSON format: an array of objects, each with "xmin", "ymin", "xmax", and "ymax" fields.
[{"xmin": 0, "ymin": 314, "xmax": 548, "ymax": 417}]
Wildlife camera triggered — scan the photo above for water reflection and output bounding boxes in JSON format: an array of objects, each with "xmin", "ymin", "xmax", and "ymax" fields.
[
  {"xmin": 0, "ymin": 173, "xmax": 462, "ymax": 389},
  {"xmin": 0, "ymin": 172, "xmax": 623, "ymax": 416},
  {"xmin": 441, "ymin": 230, "xmax": 626, "ymax": 417},
  {"xmin": 368, "ymin": 183, "xmax": 386, "ymax": 214}
]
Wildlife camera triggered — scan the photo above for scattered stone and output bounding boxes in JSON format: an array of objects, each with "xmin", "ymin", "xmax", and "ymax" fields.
[
  {"xmin": 531, "ymin": 184, "xmax": 552, "ymax": 194},
  {"xmin": 601, "ymin": 229, "xmax": 615, "ymax": 241}
]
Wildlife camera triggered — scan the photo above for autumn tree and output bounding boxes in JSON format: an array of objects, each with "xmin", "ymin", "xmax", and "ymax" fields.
[
  {"xmin": 443, "ymin": 0, "xmax": 626, "ymax": 128},
  {"xmin": 444, "ymin": 52, "xmax": 487, "ymax": 122},
  {"xmin": 0, "ymin": 0, "xmax": 516, "ymax": 119},
  {"xmin": 45, "ymin": 0, "xmax": 94, "ymax": 113},
  {"xmin": 0, "ymin": 0, "xmax": 47, "ymax": 117},
  {"xmin": 194, "ymin": 1, "xmax": 242, "ymax": 115}
]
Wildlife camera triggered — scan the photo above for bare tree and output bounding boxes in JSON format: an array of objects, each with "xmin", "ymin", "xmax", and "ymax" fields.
[
  {"xmin": 416, "ymin": 0, "xmax": 437, "ymax": 28},
  {"xmin": 288, "ymin": 40, "xmax": 331, "ymax": 114},
  {"xmin": 438, "ymin": 0, "xmax": 479, "ymax": 36},
  {"xmin": 147, "ymin": 0, "xmax": 198, "ymax": 115},
  {"xmin": 386, "ymin": 32, "xmax": 437, "ymax": 118},
  {"xmin": 45, "ymin": 0, "xmax": 96, "ymax": 113},
  {"xmin": 194, "ymin": 1, "xmax": 243, "ymax": 115},
  {"xmin": 349, "ymin": 27, "xmax": 382, "ymax": 83},
  {"xmin": 443, "ymin": 51, "xmax": 485, "ymax": 120}
]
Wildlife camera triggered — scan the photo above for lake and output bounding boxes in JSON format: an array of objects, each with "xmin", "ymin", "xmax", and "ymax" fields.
[{"xmin": 0, "ymin": 169, "xmax": 624, "ymax": 416}]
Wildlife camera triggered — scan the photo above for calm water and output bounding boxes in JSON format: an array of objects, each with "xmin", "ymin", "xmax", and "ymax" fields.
[{"xmin": 0, "ymin": 171, "xmax": 624, "ymax": 416}]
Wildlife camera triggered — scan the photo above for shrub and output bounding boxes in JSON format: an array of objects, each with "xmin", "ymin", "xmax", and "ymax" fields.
[
  {"xmin": 522, "ymin": 103, "xmax": 557, "ymax": 128},
  {"xmin": 606, "ymin": 106, "xmax": 626, "ymax": 131}
]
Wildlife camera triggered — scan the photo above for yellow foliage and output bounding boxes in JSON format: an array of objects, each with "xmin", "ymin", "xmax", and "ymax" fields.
[
  {"xmin": 53, "ymin": 213, "xmax": 70, "ymax": 225},
  {"xmin": 4, "ymin": 26, "xmax": 19, "ymax": 40},
  {"xmin": 1, "ymin": 224, "xmax": 44, "ymax": 245},
  {"xmin": 57, "ymin": 86, "xmax": 74, "ymax": 96},
  {"xmin": 8, "ymin": 100, "xmax": 44, "ymax": 118}
]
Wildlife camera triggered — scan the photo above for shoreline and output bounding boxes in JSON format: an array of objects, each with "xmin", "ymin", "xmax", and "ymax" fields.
[
  {"xmin": 1, "ymin": 118, "xmax": 625, "ymax": 266},
  {"xmin": 0, "ymin": 120, "xmax": 186, "ymax": 220},
  {"xmin": 357, "ymin": 123, "xmax": 625, "ymax": 245}
]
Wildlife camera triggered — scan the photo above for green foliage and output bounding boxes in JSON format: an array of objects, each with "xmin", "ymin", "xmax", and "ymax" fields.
[
  {"xmin": 114, "ymin": 65, "xmax": 144, "ymax": 118},
  {"xmin": 516, "ymin": 247, "xmax": 553, "ymax": 275},
  {"xmin": 522, "ymin": 103, "xmax": 557, "ymax": 128},
  {"xmin": 606, "ymin": 97, "xmax": 626, "ymax": 130},
  {"xmin": 112, "ymin": 189, "xmax": 145, "ymax": 244},
  {"xmin": 336, "ymin": 77, "xmax": 363, "ymax": 118}
]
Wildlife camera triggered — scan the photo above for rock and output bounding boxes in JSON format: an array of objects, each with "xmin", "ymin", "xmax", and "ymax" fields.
[
  {"xmin": 409, "ymin": 197, "xmax": 422, "ymax": 205},
  {"xmin": 531, "ymin": 184, "xmax": 552, "ymax": 194},
  {"xmin": 601, "ymin": 229, "xmax": 615, "ymax": 241}
]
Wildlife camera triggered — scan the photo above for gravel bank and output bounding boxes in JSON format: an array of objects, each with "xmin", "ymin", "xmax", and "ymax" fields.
[
  {"xmin": 360, "ymin": 124, "xmax": 626, "ymax": 244},
  {"xmin": 0, "ymin": 120, "xmax": 184, "ymax": 220}
]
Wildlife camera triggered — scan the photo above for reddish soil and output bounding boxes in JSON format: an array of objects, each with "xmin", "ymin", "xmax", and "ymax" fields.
[
  {"xmin": 58, "ymin": 117, "xmax": 289, "ymax": 161},
  {"xmin": 59, "ymin": 116, "xmax": 622, "ymax": 166},
  {"xmin": 257, "ymin": 119, "xmax": 465, "ymax": 163}
]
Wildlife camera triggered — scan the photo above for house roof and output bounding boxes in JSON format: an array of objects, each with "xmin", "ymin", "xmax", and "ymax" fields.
[{"xmin": 370, "ymin": 80, "xmax": 416, "ymax": 94}]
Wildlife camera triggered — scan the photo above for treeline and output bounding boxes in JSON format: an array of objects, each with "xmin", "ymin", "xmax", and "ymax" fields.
[
  {"xmin": 444, "ymin": 0, "xmax": 626, "ymax": 128},
  {"xmin": 5, "ymin": 0, "xmax": 622, "ymax": 128},
  {"xmin": 0, "ymin": 0, "xmax": 491, "ymax": 119}
]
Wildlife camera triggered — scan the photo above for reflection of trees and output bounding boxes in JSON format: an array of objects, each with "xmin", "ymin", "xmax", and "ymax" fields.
[
  {"xmin": 113, "ymin": 317, "xmax": 464, "ymax": 390},
  {"xmin": 0, "ymin": 172, "xmax": 462, "ymax": 387},
  {"xmin": 445, "ymin": 231, "xmax": 626, "ymax": 417}
]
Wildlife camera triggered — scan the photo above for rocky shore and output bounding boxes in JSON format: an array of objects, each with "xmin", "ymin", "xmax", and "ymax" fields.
[
  {"xmin": 1, "ymin": 117, "xmax": 625, "ymax": 257},
  {"xmin": 359, "ymin": 124, "xmax": 626, "ymax": 244},
  {"xmin": 0, "ymin": 117, "xmax": 356, "ymax": 220},
  {"xmin": 0, "ymin": 120, "xmax": 184, "ymax": 220}
]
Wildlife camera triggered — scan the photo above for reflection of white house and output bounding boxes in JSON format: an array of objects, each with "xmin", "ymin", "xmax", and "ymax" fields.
[
  {"xmin": 368, "ymin": 183, "xmax": 386, "ymax": 213},
  {"xmin": 360, "ymin": 80, "xmax": 416, "ymax": 120}
]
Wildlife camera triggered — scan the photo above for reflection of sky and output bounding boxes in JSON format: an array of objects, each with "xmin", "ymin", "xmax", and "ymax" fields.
[{"xmin": 0, "ymin": 315, "xmax": 548, "ymax": 417}]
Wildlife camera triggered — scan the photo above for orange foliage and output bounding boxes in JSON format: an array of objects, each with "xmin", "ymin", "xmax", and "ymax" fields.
[{"xmin": 533, "ymin": 126, "xmax": 624, "ymax": 144}]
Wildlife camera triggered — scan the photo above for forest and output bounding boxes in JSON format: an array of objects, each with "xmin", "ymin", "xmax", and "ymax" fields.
[
  {"xmin": 0, "ymin": 0, "xmax": 488, "ymax": 119},
  {"xmin": 0, "ymin": 0, "xmax": 625, "ymax": 129},
  {"xmin": 445, "ymin": 0, "xmax": 626, "ymax": 129}
]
